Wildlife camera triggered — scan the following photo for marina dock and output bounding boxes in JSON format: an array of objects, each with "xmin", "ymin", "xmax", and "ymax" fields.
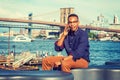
[{"xmin": 0, "ymin": 51, "xmax": 43, "ymax": 70}]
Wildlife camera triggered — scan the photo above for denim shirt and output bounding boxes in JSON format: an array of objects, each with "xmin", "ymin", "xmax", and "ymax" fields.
[{"xmin": 55, "ymin": 27, "xmax": 90, "ymax": 62}]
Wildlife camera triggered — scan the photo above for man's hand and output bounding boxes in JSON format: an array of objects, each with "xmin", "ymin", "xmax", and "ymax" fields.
[
  {"xmin": 63, "ymin": 24, "xmax": 70, "ymax": 36},
  {"xmin": 64, "ymin": 55, "xmax": 73, "ymax": 60},
  {"xmin": 54, "ymin": 61, "xmax": 61, "ymax": 67},
  {"xmin": 56, "ymin": 24, "xmax": 70, "ymax": 47},
  {"xmin": 54, "ymin": 55, "xmax": 73, "ymax": 67}
]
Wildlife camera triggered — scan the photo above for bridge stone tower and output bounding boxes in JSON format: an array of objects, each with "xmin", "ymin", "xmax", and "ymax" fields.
[
  {"xmin": 60, "ymin": 8, "xmax": 74, "ymax": 32},
  {"xmin": 28, "ymin": 13, "xmax": 32, "ymax": 37},
  {"xmin": 60, "ymin": 7, "xmax": 74, "ymax": 24}
]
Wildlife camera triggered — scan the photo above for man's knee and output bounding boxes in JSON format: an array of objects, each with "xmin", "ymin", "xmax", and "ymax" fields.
[
  {"xmin": 42, "ymin": 58, "xmax": 48, "ymax": 64},
  {"xmin": 61, "ymin": 61, "xmax": 71, "ymax": 69}
]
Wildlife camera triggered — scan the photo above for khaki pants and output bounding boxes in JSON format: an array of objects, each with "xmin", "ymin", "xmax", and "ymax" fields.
[{"xmin": 42, "ymin": 56, "xmax": 88, "ymax": 73}]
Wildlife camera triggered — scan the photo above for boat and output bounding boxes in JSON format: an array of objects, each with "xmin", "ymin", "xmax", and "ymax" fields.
[
  {"xmin": 12, "ymin": 35, "xmax": 33, "ymax": 42},
  {"xmin": 111, "ymin": 37, "xmax": 120, "ymax": 42}
]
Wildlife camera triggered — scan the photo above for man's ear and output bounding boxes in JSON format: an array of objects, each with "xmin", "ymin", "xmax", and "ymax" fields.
[{"xmin": 78, "ymin": 21, "xmax": 80, "ymax": 25}]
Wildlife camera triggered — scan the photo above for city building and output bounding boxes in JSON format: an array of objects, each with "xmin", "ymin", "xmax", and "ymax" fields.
[
  {"xmin": 113, "ymin": 15, "xmax": 119, "ymax": 24},
  {"xmin": 90, "ymin": 14, "xmax": 109, "ymax": 28},
  {"xmin": 109, "ymin": 15, "xmax": 120, "ymax": 30},
  {"xmin": 89, "ymin": 14, "xmax": 120, "ymax": 40},
  {"xmin": 44, "ymin": 30, "xmax": 60, "ymax": 39}
]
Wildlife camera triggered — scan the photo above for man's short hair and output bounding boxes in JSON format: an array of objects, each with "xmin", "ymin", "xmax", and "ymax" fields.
[{"xmin": 68, "ymin": 14, "xmax": 79, "ymax": 20}]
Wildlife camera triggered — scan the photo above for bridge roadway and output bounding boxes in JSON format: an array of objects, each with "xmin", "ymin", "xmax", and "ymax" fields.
[
  {"xmin": 0, "ymin": 17, "xmax": 120, "ymax": 33},
  {"xmin": 0, "ymin": 24, "xmax": 60, "ymax": 30}
]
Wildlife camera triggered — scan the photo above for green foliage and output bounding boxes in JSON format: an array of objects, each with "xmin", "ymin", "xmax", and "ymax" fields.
[{"xmin": 88, "ymin": 32, "xmax": 97, "ymax": 38}]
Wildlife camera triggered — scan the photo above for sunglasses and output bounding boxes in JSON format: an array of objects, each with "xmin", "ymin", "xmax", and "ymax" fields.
[{"xmin": 68, "ymin": 20, "xmax": 78, "ymax": 24}]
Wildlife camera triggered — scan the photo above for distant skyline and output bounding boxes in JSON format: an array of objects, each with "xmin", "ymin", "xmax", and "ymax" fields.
[{"xmin": 0, "ymin": 0, "xmax": 120, "ymax": 32}]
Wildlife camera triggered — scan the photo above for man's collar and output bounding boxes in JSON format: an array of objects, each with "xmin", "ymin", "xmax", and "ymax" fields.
[
  {"xmin": 74, "ymin": 27, "xmax": 79, "ymax": 35},
  {"xmin": 69, "ymin": 27, "xmax": 79, "ymax": 36}
]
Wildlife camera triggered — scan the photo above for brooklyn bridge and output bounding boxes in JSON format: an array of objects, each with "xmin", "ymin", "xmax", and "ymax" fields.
[
  {"xmin": 0, "ymin": 8, "xmax": 120, "ymax": 33},
  {"xmin": 0, "ymin": 17, "xmax": 120, "ymax": 33}
]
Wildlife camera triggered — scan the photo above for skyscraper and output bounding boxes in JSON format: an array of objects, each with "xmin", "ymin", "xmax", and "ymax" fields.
[{"xmin": 113, "ymin": 15, "xmax": 119, "ymax": 24}]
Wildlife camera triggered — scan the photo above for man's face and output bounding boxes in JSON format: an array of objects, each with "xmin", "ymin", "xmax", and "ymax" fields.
[{"xmin": 68, "ymin": 16, "xmax": 79, "ymax": 31}]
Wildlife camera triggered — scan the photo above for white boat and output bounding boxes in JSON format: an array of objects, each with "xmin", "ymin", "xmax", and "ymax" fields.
[{"xmin": 13, "ymin": 35, "xmax": 33, "ymax": 42}]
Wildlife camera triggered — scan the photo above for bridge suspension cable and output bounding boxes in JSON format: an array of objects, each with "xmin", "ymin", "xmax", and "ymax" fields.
[
  {"xmin": 74, "ymin": 10, "xmax": 91, "ymax": 24},
  {"xmin": 18, "ymin": 10, "xmax": 59, "ymax": 20}
]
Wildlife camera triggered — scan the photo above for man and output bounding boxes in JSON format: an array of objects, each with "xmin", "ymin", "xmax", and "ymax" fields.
[{"xmin": 42, "ymin": 14, "xmax": 90, "ymax": 73}]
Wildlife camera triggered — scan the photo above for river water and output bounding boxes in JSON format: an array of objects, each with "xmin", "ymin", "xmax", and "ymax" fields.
[{"xmin": 0, "ymin": 36, "xmax": 120, "ymax": 66}]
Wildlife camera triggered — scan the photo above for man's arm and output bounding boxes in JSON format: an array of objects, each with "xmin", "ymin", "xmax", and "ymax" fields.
[
  {"xmin": 56, "ymin": 33, "xmax": 66, "ymax": 46},
  {"xmin": 55, "ymin": 25, "xmax": 70, "ymax": 51},
  {"xmin": 57, "ymin": 24, "xmax": 70, "ymax": 46}
]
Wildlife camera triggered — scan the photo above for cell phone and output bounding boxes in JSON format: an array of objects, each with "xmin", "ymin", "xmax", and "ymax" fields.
[{"xmin": 66, "ymin": 26, "xmax": 70, "ymax": 32}]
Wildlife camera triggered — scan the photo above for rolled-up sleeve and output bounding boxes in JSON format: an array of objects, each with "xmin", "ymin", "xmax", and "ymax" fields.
[{"xmin": 54, "ymin": 41, "xmax": 64, "ymax": 51}]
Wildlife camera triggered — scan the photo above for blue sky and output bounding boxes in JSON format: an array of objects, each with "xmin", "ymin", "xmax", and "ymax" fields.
[{"xmin": 0, "ymin": 0, "xmax": 120, "ymax": 32}]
